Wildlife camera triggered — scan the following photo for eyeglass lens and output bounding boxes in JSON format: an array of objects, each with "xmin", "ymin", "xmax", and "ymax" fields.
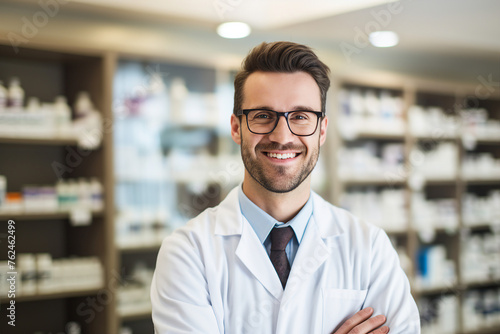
[{"xmin": 246, "ymin": 109, "xmax": 319, "ymax": 136}]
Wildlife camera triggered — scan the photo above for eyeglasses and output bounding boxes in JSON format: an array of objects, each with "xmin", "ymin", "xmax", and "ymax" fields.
[{"xmin": 237, "ymin": 109, "xmax": 325, "ymax": 136}]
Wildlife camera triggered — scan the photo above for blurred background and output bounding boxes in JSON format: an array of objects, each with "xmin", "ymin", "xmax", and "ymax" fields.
[{"xmin": 0, "ymin": 0, "xmax": 499, "ymax": 333}]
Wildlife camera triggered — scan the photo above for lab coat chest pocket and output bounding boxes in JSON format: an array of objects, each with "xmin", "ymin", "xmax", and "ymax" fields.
[{"xmin": 322, "ymin": 288, "xmax": 367, "ymax": 334}]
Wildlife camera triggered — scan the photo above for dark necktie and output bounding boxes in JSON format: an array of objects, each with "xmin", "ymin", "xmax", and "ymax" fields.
[{"xmin": 270, "ymin": 226, "xmax": 294, "ymax": 289}]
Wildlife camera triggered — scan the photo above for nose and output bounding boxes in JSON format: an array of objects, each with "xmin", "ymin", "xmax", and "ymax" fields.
[{"xmin": 268, "ymin": 115, "xmax": 294, "ymax": 143}]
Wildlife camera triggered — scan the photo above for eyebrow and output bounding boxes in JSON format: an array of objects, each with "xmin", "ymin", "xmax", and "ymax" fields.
[{"xmin": 246, "ymin": 105, "xmax": 318, "ymax": 111}]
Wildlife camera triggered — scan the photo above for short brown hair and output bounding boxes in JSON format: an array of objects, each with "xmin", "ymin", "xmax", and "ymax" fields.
[{"xmin": 233, "ymin": 41, "xmax": 330, "ymax": 115}]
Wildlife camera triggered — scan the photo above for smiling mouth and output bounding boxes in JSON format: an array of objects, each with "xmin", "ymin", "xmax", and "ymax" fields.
[{"xmin": 266, "ymin": 152, "xmax": 298, "ymax": 160}]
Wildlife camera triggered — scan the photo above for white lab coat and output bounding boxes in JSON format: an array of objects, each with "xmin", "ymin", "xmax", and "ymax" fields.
[{"xmin": 151, "ymin": 187, "xmax": 420, "ymax": 334}]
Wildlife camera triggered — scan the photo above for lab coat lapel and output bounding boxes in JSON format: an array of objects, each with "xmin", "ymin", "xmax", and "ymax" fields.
[
  {"xmin": 215, "ymin": 187, "xmax": 284, "ymax": 301},
  {"xmin": 281, "ymin": 193, "xmax": 344, "ymax": 306},
  {"xmin": 235, "ymin": 219, "xmax": 284, "ymax": 301},
  {"xmin": 281, "ymin": 214, "xmax": 330, "ymax": 306}
]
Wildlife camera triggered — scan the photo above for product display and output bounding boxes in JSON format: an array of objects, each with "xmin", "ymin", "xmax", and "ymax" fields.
[
  {"xmin": 0, "ymin": 254, "xmax": 103, "ymax": 296},
  {"xmin": 462, "ymin": 152, "xmax": 500, "ymax": 180},
  {"xmin": 410, "ymin": 142, "xmax": 458, "ymax": 182},
  {"xmin": 419, "ymin": 295, "xmax": 459, "ymax": 334},
  {"xmin": 0, "ymin": 42, "xmax": 112, "ymax": 334},
  {"xmin": 337, "ymin": 141, "xmax": 405, "ymax": 181},
  {"xmin": 116, "ymin": 262, "xmax": 154, "ymax": 317},
  {"xmin": 335, "ymin": 79, "xmax": 500, "ymax": 334},
  {"xmin": 461, "ymin": 231, "xmax": 500, "ymax": 284},
  {"xmin": 0, "ymin": 177, "xmax": 104, "ymax": 214},
  {"xmin": 411, "ymin": 193, "xmax": 458, "ymax": 231},
  {"xmin": 462, "ymin": 288, "xmax": 500, "ymax": 332},
  {"xmin": 462, "ymin": 190, "xmax": 500, "ymax": 226},
  {"xmin": 416, "ymin": 245, "xmax": 456, "ymax": 290},
  {"xmin": 340, "ymin": 188, "xmax": 407, "ymax": 232},
  {"xmin": 337, "ymin": 88, "xmax": 405, "ymax": 138},
  {"xmin": 461, "ymin": 108, "xmax": 500, "ymax": 142},
  {"xmin": 0, "ymin": 80, "xmax": 103, "ymax": 149},
  {"xmin": 408, "ymin": 105, "xmax": 458, "ymax": 138}
]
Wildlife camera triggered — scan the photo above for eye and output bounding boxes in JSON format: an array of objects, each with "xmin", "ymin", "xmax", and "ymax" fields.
[
  {"xmin": 290, "ymin": 111, "xmax": 311, "ymax": 120},
  {"xmin": 251, "ymin": 110, "xmax": 275, "ymax": 120}
]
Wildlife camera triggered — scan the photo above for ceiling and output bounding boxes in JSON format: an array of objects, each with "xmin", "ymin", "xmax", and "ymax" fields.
[
  {"xmin": 2, "ymin": 0, "xmax": 499, "ymax": 82},
  {"xmin": 69, "ymin": 0, "xmax": 500, "ymax": 54},
  {"xmin": 71, "ymin": 0, "xmax": 399, "ymax": 30}
]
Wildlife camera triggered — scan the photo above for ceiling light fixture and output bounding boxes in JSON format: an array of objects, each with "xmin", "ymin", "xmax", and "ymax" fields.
[
  {"xmin": 217, "ymin": 22, "xmax": 251, "ymax": 39},
  {"xmin": 369, "ymin": 31, "xmax": 399, "ymax": 48}
]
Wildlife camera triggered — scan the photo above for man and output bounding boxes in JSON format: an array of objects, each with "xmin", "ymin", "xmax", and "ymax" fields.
[{"xmin": 151, "ymin": 41, "xmax": 420, "ymax": 334}]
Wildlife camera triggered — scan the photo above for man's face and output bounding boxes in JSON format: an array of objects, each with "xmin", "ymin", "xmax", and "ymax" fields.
[{"xmin": 231, "ymin": 71, "xmax": 328, "ymax": 193}]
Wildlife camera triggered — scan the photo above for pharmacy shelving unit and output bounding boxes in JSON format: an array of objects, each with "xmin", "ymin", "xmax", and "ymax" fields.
[
  {"xmin": 0, "ymin": 43, "xmax": 116, "ymax": 333},
  {"xmin": 112, "ymin": 56, "xmax": 242, "ymax": 333},
  {"xmin": 331, "ymin": 75, "xmax": 500, "ymax": 334}
]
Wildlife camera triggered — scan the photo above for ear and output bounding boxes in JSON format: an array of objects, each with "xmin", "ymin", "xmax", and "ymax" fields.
[
  {"xmin": 319, "ymin": 116, "xmax": 328, "ymax": 147},
  {"xmin": 230, "ymin": 114, "xmax": 242, "ymax": 145}
]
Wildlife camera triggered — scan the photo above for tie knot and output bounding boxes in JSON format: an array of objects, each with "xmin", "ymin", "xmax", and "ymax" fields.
[{"xmin": 270, "ymin": 226, "xmax": 294, "ymax": 251}]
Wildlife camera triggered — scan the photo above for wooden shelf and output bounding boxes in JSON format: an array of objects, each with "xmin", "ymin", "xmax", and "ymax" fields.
[
  {"xmin": 0, "ymin": 287, "xmax": 103, "ymax": 303},
  {"xmin": 462, "ymin": 178, "xmax": 500, "ymax": 185},
  {"xmin": 463, "ymin": 223, "xmax": 497, "ymax": 231},
  {"xmin": 347, "ymin": 131, "xmax": 405, "ymax": 140},
  {"xmin": 423, "ymin": 178, "xmax": 458, "ymax": 185},
  {"xmin": 0, "ymin": 210, "xmax": 104, "ymax": 221},
  {"xmin": 462, "ymin": 326, "xmax": 500, "ymax": 334},
  {"xmin": 416, "ymin": 284, "xmax": 459, "ymax": 296},
  {"xmin": 119, "ymin": 306, "xmax": 152, "ymax": 321},
  {"xmin": 340, "ymin": 177, "xmax": 405, "ymax": 186},
  {"xmin": 411, "ymin": 135, "xmax": 458, "ymax": 141},
  {"xmin": 462, "ymin": 279, "xmax": 500, "ymax": 289},
  {"xmin": 473, "ymin": 138, "xmax": 500, "ymax": 145},
  {"xmin": 118, "ymin": 242, "xmax": 163, "ymax": 253},
  {"xmin": 0, "ymin": 135, "xmax": 80, "ymax": 146}
]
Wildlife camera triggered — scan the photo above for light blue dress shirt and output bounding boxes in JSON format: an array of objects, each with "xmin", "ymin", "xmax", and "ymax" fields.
[{"xmin": 237, "ymin": 185, "xmax": 313, "ymax": 266}]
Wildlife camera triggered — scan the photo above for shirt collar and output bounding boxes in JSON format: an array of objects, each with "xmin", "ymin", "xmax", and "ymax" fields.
[{"xmin": 238, "ymin": 185, "xmax": 313, "ymax": 245}]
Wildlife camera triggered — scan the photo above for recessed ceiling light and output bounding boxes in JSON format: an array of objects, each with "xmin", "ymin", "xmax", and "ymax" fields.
[
  {"xmin": 369, "ymin": 31, "xmax": 399, "ymax": 48},
  {"xmin": 217, "ymin": 22, "xmax": 251, "ymax": 39}
]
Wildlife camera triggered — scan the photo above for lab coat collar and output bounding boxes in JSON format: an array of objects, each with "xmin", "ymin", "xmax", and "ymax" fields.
[
  {"xmin": 214, "ymin": 187, "xmax": 243, "ymax": 236},
  {"xmin": 213, "ymin": 186, "xmax": 346, "ymax": 302},
  {"xmin": 311, "ymin": 191, "xmax": 345, "ymax": 238},
  {"xmin": 213, "ymin": 186, "xmax": 345, "ymax": 239}
]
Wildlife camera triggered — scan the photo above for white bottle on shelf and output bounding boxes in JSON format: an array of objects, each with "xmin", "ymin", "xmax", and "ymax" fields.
[
  {"xmin": 0, "ymin": 175, "xmax": 6, "ymax": 210},
  {"xmin": 0, "ymin": 80, "xmax": 7, "ymax": 111},
  {"xmin": 90, "ymin": 178, "xmax": 104, "ymax": 211},
  {"xmin": 66, "ymin": 322, "xmax": 81, "ymax": 334},
  {"xmin": 36, "ymin": 253, "xmax": 53, "ymax": 293},
  {"xmin": 170, "ymin": 77, "xmax": 188, "ymax": 123},
  {"xmin": 26, "ymin": 97, "xmax": 41, "ymax": 113},
  {"xmin": 77, "ymin": 178, "xmax": 92, "ymax": 210},
  {"xmin": 54, "ymin": 95, "xmax": 72, "ymax": 136},
  {"xmin": 18, "ymin": 253, "xmax": 37, "ymax": 295},
  {"xmin": 74, "ymin": 91, "xmax": 93, "ymax": 119},
  {"xmin": 8, "ymin": 77, "xmax": 25, "ymax": 110}
]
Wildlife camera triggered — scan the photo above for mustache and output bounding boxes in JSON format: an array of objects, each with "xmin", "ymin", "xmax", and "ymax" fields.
[{"xmin": 255, "ymin": 143, "xmax": 305, "ymax": 151}]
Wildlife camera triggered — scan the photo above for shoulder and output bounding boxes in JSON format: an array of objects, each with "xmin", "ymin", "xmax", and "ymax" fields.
[{"xmin": 311, "ymin": 192, "xmax": 387, "ymax": 247}]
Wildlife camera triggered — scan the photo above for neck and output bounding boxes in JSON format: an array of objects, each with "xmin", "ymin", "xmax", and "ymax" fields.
[{"xmin": 242, "ymin": 174, "xmax": 311, "ymax": 222}]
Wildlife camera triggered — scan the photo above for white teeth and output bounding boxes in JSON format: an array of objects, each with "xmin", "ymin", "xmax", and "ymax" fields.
[{"xmin": 267, "ymin": 152, "xmax": 297, "ymax": 159}]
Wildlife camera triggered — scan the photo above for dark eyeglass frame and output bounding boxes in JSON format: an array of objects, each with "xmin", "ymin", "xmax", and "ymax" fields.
[{"xmin": 237, "ymin": 109, "xmax": 325, "ymax": 137}]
